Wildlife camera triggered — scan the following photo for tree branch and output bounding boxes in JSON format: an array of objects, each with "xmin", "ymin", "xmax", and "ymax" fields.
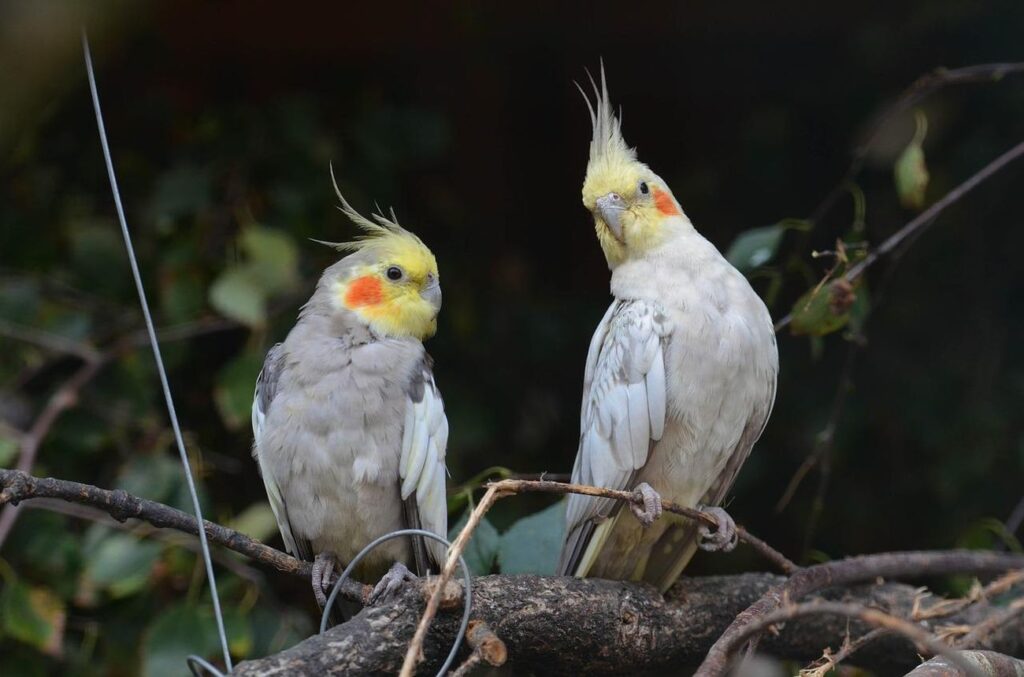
[
  {"xmin": 695, "ymin": 551, "xmax": 1024, "ymax": 677},
  {"xmin": 232, "ymin": 572, "xmax": 1024, "ymax": 676},
  {"xmin": 3, "ymin": 470, "xmax": 1023, "ymax": 675},
  {"xmin": 776, "ymin": 138, "xmax": 1024, "ymax": 332}
]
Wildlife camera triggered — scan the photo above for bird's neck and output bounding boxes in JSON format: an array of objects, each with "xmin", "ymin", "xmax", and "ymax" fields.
[{"xmin": 609, "ymin": 229, "xmax": 724, "ymax": 300}]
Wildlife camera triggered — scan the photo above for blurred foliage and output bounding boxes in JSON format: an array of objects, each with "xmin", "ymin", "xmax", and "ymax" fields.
[{"xmin": 1, "ymin": 1, "xmax": 1023, "ymax": 674}]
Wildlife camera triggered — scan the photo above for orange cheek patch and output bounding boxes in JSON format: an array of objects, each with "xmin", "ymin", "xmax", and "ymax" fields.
[
  {"xmin": 344, "ymin": 275, "xmax": 383, "ymax": 307},
  {"xmin": 653, "ymin": 188, "xmax": 681, "ymax": 216}
]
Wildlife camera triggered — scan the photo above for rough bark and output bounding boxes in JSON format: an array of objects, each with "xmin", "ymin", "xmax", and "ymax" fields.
[{"xmin": 232, "ymin": 573, "xmax": 1024, "ymax": 676}]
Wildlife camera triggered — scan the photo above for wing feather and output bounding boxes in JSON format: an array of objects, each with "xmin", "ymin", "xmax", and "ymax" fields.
[
  {"xmin": 558, "ymin": 299, "xmax": 671, "ymax": 576},
  {"xmin": 399, "ymin": 360, "xmax": 449, "ymax": 572},
  {"xmin": 252, "ymin": 344, "xmax": 313, "ymax": 561}
]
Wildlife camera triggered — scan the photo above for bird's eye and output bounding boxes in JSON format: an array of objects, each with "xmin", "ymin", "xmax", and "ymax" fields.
[
  {"xmin": 386, "ymin": 266, "xmax": 403, "ymax": 281},
  {"xmin": 638, "ymin": 181, "xmax": 650, "ymax": 195}
]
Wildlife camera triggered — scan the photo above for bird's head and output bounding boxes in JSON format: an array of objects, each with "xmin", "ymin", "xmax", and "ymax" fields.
[
  {"xmin": 321, "ymin": 168, "xmax": 442, "ymax": 341},
  {"xmin": 580, "ymin": 67, "xmax": 687, "ymax": 268}
]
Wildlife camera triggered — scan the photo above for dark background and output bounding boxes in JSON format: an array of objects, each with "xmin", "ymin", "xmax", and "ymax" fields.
[{"xmin": 1, "ymin": 1, "xmax": 1022, "ymax": 673}]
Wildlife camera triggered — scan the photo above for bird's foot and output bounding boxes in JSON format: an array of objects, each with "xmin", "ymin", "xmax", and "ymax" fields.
[
  {"xmin": 697, "ymin": 505, "xmax": 739, "ymax": 552},
  {"xmin": 629, "ymin": 482, "xmax": 663, "ymax": 528},
  {"xmin": 311, "ymin": 551, "xmax": 338, "ymax": 608},
  {"xmin": 369, "ymin": 561, "xmax": 417, "ymax": 605}
]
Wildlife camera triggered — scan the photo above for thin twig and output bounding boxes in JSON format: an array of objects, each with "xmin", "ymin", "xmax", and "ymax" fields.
[
  {"xmin": 399, "ymin": 483, "xmax": 508, "ymax": 676},
  {"xmin": 0, "ymin": 319, "xmax": 101, "ymax": 361},
  {"xmin": 504, "ymin": 479, "xmax": 797, "ymax": 572},
  {"xmin": 0, "ymin": 468, "xmax": 370, "ymax": 603},
  {"xmin": 799, "ymin": 627, "xmax": 889, "ymax": 677},
  {"xmin": 719, "ymin": 601, "xmax": 981, "ymax": 677},
  {"xmin": 957, "ymin": 597, "xmax": 1024, "ymax": 649},
  {"xmin": 913, "ymin": 569, "xmax": 1024, "ymax": 621},
  {"xmin": 0, "ymin": 356, "xmax": 108, "ymax": 548},
  {"xmin": 398, "ymin": 477, "xmax": 797, "ymax": 677},
  {"xmin": 695, "ymin": 550, "xmax": 1024, "ymax": 677},
  {"xmin": 775, "ymin": 138, "xmax": 1024, "ymax": 332}
]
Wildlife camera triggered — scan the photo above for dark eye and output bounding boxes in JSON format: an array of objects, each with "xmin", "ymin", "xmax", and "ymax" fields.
[
  {"xmin": 639, "ymin": 181, "xmax": 650, "ymax": 195},
  {"xmin": 386, "ymin": 266, "xmax": 403, "ymax": 281}
]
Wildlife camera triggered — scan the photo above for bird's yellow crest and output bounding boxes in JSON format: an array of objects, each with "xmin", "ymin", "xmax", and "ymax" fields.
[
  {"xmin": 579, "ymin": 66, "xmax": 687, "ymax": 268},
  {"xmin": 325, "ymin": 166, "xmax": 442, "ymax": 341}
]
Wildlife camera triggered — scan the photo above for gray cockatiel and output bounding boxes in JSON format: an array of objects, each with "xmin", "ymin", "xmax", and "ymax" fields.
[
  {"xmin": 558, "ymin": 71, "xmax": 779, "ymax": 592},
  {"xmin": 252, "ymin": 174, "xmax": 448, "ymax": 609}
]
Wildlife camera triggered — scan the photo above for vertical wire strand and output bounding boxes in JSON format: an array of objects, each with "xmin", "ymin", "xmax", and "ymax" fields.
[{"xmin": 81, "ymin": 30, "xmax": 233, "ymax": 671}]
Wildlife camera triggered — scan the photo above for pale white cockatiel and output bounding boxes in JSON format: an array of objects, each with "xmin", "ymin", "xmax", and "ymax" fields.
[
  {"xmin": 558, "ymin": 71, "xmax": 778, "ymax": 592},
  {"xmin": 252, "ymin": 171, "xmax": 448, "ymax": 609}
]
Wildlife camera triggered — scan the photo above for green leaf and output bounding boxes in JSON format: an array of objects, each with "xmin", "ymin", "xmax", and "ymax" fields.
[
  {"xmin": 142, "ymin": 603, "xmax": 219, "ymax": 677},
  {"xmin": 448, "ymin": 511, "xmax": 500, "ymax": 576},
  {"xmin": 1, "ymin": 581, "xmax": 65, "ymax": 655},
  {"xmin": 725, "ymin": 225, "xmax": 785, "ymax": 272},
  {"xmin": 789, "ymin": 281, "xmax": 853, "ymax": 337},
  {"xmin": 81, "ymin": 532, "xmax": 162, "ymax": 598},
  {"xmin": 894, "ymin": 111, "xmax": 930, "ymax": 210},
  {"xmin": 214, "ymin": 350, "xmax": 265, "ymax": 430},
  {"xmin": 239, "ymin": 225, "xmax": 299, "ymax": 294},
  {"xmin": 496, "ymin": 500, "xmax": 566, "ymax": 575},
  {"xmin": 209, "ymin": 265, "xmax": 267, "ymax": 328},
  {"xmin": 228, "ymin": 503, "xmax": 280, "ymax": 542}
]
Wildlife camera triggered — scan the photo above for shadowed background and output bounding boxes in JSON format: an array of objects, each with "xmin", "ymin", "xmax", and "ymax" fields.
[{"xmin": 1, "ymin": 1, "xmax": 1023, "ymax": 673}]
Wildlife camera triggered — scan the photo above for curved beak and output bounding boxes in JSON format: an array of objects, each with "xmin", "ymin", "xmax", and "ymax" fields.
[
  {"xmin": 595, "ymin": 193, "xmax": 627, "ymax": 242},
  {"xmin": 420, "ymin": 277, "xmax": 442, "ymax": 313}
]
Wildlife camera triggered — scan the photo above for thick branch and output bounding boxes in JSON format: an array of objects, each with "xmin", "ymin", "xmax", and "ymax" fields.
[{"xmin": 233, "ymin": 573, "xmax": 1024, "ymax": 676}]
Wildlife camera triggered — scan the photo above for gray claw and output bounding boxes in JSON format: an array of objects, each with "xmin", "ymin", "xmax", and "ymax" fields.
[
  {"xmin": 698, "ymin": 506, "xmax": 739, "ymax": 552},
  {"xmin": 311, "ymin": 551, "xmax": 338, "ymax": 608},
  {"xmin": 629, "ymin": 482, "xmax": 663, "ymax": 528},
  {"xmin": 369, "ymin": 561, "xmax": 417, "ymax": 605}
]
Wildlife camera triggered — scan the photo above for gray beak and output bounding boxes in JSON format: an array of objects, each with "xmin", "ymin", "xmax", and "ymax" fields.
[
  {"xmin": 595, "ymin": 192, "xmax": 628, "ymax": 241},
  {"xmin": 421, "ymin": 277, "xmax": 442, "ymax": 312}
]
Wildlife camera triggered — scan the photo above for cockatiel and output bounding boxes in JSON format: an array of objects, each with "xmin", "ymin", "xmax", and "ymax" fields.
[
  {"xmin": 558, "ymin": 70, "xmax": 778, "ymax": 592},
  {"xmin": 252, "ymin": 170, "xmax": 448, "ymax": 609}
]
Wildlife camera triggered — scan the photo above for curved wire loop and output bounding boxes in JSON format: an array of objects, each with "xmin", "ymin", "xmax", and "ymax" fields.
[{"xmin": 319, "ymin": 529, "xmax": 473, "ymax": 677}]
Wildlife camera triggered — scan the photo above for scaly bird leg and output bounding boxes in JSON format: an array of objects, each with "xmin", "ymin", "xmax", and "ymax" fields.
[
  {"xmin": 697, "ymin": 505, "xmax": 739, "ymax": 552},
  {"xmin": 369, "ymin": 561, "xmax": 417, "ymax": 605},
  {"xmin": 629, "ymin": 482, "xmax": 663, "ymax": 527},
  {"xmin": 311, "ymin": 551, "xmax": 338, "ymax": 608}
]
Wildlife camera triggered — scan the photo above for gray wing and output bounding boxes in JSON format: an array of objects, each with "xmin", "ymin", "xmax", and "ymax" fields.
[
  {"xmin": 252, "ymin": 343, "xmax": 313, "ymax": 561},
  {"xmin": 558, "ymin": 299, "xmax": 671, "ymax": 576},
  {"xmin": 398, "ymin": 356, "xmax": 449, "ymax": 573}
]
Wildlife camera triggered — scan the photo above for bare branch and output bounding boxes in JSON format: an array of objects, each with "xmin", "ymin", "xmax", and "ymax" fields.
[
  {"xmin": 695, "ymin": 550, "xmax": 1024, "ymax": 677},
  {"xmin": 776, "ymin": 138, "xmax": 1024, "ymax": 332}
]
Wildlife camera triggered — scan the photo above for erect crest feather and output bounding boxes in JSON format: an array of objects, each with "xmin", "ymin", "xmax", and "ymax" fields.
[
  {"xmin": 313, "ymin": 163, "xmax": 428, "ymax": 255},
  {"xmin": 578, "ymin": 62, "xmax": 636, "ymax": 169}
]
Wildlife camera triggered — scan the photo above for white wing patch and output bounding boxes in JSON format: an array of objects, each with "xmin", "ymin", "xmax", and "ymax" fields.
[
  {"xmin": 563, "ymin": 299, "xmax": 671, "ymax": 573},
  {"xmin": 399, "ymin": 369, "xmax": 449, "ymax": 564}
]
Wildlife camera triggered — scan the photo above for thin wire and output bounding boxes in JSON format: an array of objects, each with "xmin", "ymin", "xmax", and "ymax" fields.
[
  {"xmin": 81, "ymin": 30, "xmax": 233, "ymax": 671},
  {"xmin": 320, "ymin": 529, "xmax": 473, "ymax": 676},
  {"xmin": 187, "ymin": 656, "xmax": 227, "ymax": 677}
]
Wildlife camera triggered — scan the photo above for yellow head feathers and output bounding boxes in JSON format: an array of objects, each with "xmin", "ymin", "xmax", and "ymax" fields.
[
  {"xmin": 579, "ymin": 66, "xmax": 686, "ymax": 268},
  {"xmin": 325, "ymin": 166, "xmax": 442, "ymax": 341}
]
